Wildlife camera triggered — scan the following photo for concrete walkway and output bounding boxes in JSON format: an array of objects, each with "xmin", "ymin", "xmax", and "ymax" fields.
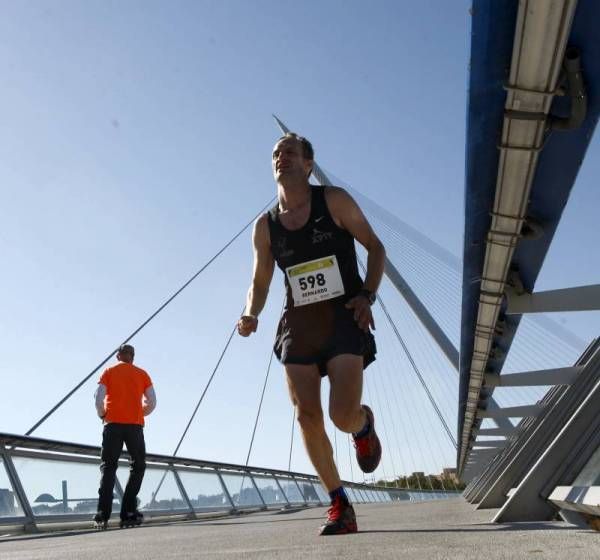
[{"xmin": 1, "ymin": 498, "xmax": 599, "ymax": 559}]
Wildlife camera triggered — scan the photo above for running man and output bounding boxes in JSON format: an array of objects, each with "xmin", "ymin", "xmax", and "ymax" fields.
[
  {"xmin": 94, "ymin": 344, "xmax": 156, "ymax": 528},
  {"xmin": 238, "ymin": 132, "xmax": 385, "ymax": 535}
]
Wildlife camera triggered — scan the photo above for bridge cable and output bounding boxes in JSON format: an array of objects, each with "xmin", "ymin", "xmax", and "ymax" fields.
[
  {"xmin": 379, "ymin": 231, "xmax": 579, "ymax": 405},
  {"xmin": 350, "ymin": 179, "xmax": 585, "ymax": 354},
  {"xmin": 378, "ymin": 302, "xmax": 451, "ymax": 492},
  {"xmin": 236, "ymin": 302, "xmax": 285, "ymax": 504},
  {"xmin": 374, "ymin": 220, "xmax": 460, "ymax": 287},
  {"xmin": 370, "ymin": 285, "xmax": 423, "ymax": 489},
  {"xmin": 346, "ymin": 182, "xmax": 576, "ymax": 488},
  {"xmin": 356, "ymin": 183, "xmax": 577, "ymax": 414},
  {"xmin": 366, "ymin": 355, "xmax": 406, "ymax": 488},
  {"xmin": 364, "ymin": 372, "xmax": 397, "ymax": 486},
  {"xmin": 26, "ymin": 197, "xmax": 276, "ymax": 436},
  {"xmin": 333, "ymin": 427, "xmax": 338, "ymax": 468},
  {"xmin": 151, "ymin": 317, "xmax": 240, "ymax": 502},
  {"xmin": 344, "ymin": 182, "xmax": 461, "ymax": 269},
  {"xmin": 388, "ymin": 296, "xmax": 460, "ymax": 468},
  {"xmin": 358, "ymin": 258, "xmax": 457, "ymax": 449},
  {"xmin": 172, "ymin": 319, "xmax": 241, "ymax": 458},
  {"xmin": 376, "ymin": 262, "xmax": 460, "ymax": 430},
  {"xmin": 372, "ymin": 205, "xmax": 584, "ymax": 403},
  {"xmin": 347, "ymin": 435, "xmax": 354, "ymax": 483},
  {"xmin": 363, "ymin": 380, "xmax": 389, "ymax": 485},
  {"xmin": 371, "ymin": 224, "xmax": 461, "ymax": 338},
  {"xmin": 236, "ymin": 347, "xmax": 276, "ymax": 503},
  {"xmin": 370, "ymin": 256, "xmax": 460, "ymax": 490},
  {"xmin": 242, "ymin": 340, "xmax": 277, "ymax": 469},
  {"xmin": 322, "ymin": 168, "xmax": 459, "ymax": 271},
  {"xmin": 287, "ymin": 408, "xmax": 295, "ymax": 472}
]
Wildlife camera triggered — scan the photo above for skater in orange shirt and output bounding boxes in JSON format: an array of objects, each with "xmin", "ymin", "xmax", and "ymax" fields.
[{"xmin": 93, "ymin": 344, "xmax": 156, "ymax": 528}]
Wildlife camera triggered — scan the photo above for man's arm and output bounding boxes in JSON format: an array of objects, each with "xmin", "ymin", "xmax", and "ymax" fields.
[
  {"xmin": 143, "ymin": 386, "xmax": 157, "ymax": 416},
  {"xmin": 238, "ymin": 215, "xmax": 275, "ymax": 336},
  {"xmin": 326, "ymin": 187, "xmax": 386, "ymax": 331},
  {"xmin": 95, "ymin": 384, "xmax": 107, "ymax": 419}
]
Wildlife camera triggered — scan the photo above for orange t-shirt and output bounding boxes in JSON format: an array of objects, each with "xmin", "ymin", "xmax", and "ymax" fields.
[{"xmin": 99, "ymin": 362, "xmax": 153, "ymax": 426}]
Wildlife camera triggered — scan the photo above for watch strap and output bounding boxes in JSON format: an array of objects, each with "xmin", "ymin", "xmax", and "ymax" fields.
[{"xmin": 358, "ymin": 289, "xmax": 376, "ymax": 305}]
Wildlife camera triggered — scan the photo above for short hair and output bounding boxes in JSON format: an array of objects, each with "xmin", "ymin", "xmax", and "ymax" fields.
[
  {"xmin": 118, "ymin": 344, "xmax": 135, "ymax": 356},
  {"xmin": 275, "ymin": 132, "xmax": 314, "ymax": 161}
]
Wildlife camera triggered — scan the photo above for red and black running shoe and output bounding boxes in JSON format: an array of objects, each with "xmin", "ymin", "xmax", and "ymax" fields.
[
  {"xmin": 353, "ymin": 405, "xmax": 382, "ymax": 473},
  {"xmin": 319, "ymin": 496, "xmax": 358, "ymax": 536}
]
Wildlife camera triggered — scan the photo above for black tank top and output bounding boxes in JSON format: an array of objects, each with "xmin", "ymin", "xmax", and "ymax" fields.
[{"xmin": 267, "ymin": 186, "xmax": 363, "ymax": 310}]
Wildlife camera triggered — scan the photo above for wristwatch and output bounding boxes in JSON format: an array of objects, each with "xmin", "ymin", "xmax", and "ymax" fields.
[{"xmin": 358, "ymin": 289, "xmax": 376, "ymax": 305}]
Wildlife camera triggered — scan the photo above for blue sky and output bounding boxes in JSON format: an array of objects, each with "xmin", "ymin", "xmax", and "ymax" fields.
[{"xmin": 1, "ymin": 0, "xmax": 598, "ymax": 490}]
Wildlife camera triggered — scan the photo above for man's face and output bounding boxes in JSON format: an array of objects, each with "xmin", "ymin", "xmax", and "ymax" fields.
[{"xmin": 272, "ymin": 139, "xmax": 312, "ymax": 181}]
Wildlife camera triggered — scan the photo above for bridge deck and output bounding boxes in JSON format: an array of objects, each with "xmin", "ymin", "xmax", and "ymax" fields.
[{"xmin": 2, "ymin": 498, "xmax": 598, "ymax": 559}]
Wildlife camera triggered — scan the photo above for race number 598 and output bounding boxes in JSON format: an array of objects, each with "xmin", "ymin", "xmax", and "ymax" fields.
[
  {"xmin": 298, "ymin": 273, "xmax": 326, "ymax": 291},
  {"xmin": 286, "ymin": 255, "xmax": 345, "ymax": 307}
]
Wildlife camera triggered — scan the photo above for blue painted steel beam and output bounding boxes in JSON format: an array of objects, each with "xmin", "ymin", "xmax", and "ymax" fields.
[
  {"xmin": 459, "ymin": 0, "xmax": 600, "ymax": 467},
  {"xmin": 459, "ymin": 0, "xmax": 519, "ymax": 466}
]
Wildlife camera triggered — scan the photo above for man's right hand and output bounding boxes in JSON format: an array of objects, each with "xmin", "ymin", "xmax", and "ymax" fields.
[{"xmin": 237, "ymin": 315, "xmax": 258, "ymax": 337}]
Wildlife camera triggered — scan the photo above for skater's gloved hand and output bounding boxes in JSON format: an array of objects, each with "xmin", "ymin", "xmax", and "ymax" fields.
[{"xmin": 345, "ymin": 296, "xmax": 375, "ymax": 333}]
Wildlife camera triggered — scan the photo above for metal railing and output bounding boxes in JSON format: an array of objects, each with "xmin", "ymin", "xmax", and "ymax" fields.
[{"xmin": 0, "ymin": 433, "xmax": 457, "ymax": 531}]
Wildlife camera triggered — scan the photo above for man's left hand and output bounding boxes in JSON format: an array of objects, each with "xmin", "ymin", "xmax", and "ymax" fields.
[{"xmin": 345, "ymin": 295, "xmax": 375, "ymax": 333}]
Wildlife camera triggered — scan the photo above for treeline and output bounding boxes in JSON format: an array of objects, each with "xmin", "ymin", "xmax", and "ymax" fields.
[{"xmin": 375, "ymin": 474, "xmax": 466, "ymax": 491}]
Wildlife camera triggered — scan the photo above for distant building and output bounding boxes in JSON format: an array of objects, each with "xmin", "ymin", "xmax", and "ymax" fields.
[
  {"xmin": 0, "ymin": 489, "xmax": 17, "ymax": 515},
  {"xmin": 440, "ymin": 467, "xmax": 459, "ymax": 484}
]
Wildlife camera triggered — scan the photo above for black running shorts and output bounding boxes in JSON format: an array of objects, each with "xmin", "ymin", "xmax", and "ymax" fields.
[{"xmin": 273, "ymin": 299, "xmax": 376, "ymax": 376}]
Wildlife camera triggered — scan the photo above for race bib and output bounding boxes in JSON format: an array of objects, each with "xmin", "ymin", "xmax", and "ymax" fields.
[{"xmin": 286, "ymin": 255, "xmax": 345, "ymax": 307}]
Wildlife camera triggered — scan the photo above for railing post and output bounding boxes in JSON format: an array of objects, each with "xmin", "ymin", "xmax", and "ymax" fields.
[
  {"xmin": 273, "ymin": 475, "xmax": 291, "ymax": 508},
  {"xmin": 171, "ymin": 467, "xmax": 197, "ymax": 519},
  {"xmin": 290, "ymin": 475, "xmax": 308, "ymax": 506},
  {"xmin": 248, "ymin": 474, "xmax": 267, "ymax": 510},
  {"xmin": 1, "ymin": 447, "xmax": 37, "ymax": 532},
  {"xmin": 215, "ymin": 469, "xmax": 236, "ymax": 512}
]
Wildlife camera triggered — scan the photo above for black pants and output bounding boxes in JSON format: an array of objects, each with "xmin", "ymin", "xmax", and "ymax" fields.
[{"xmin": 97, "ymin": 423, "xmax": 146, "ymax": 518}]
